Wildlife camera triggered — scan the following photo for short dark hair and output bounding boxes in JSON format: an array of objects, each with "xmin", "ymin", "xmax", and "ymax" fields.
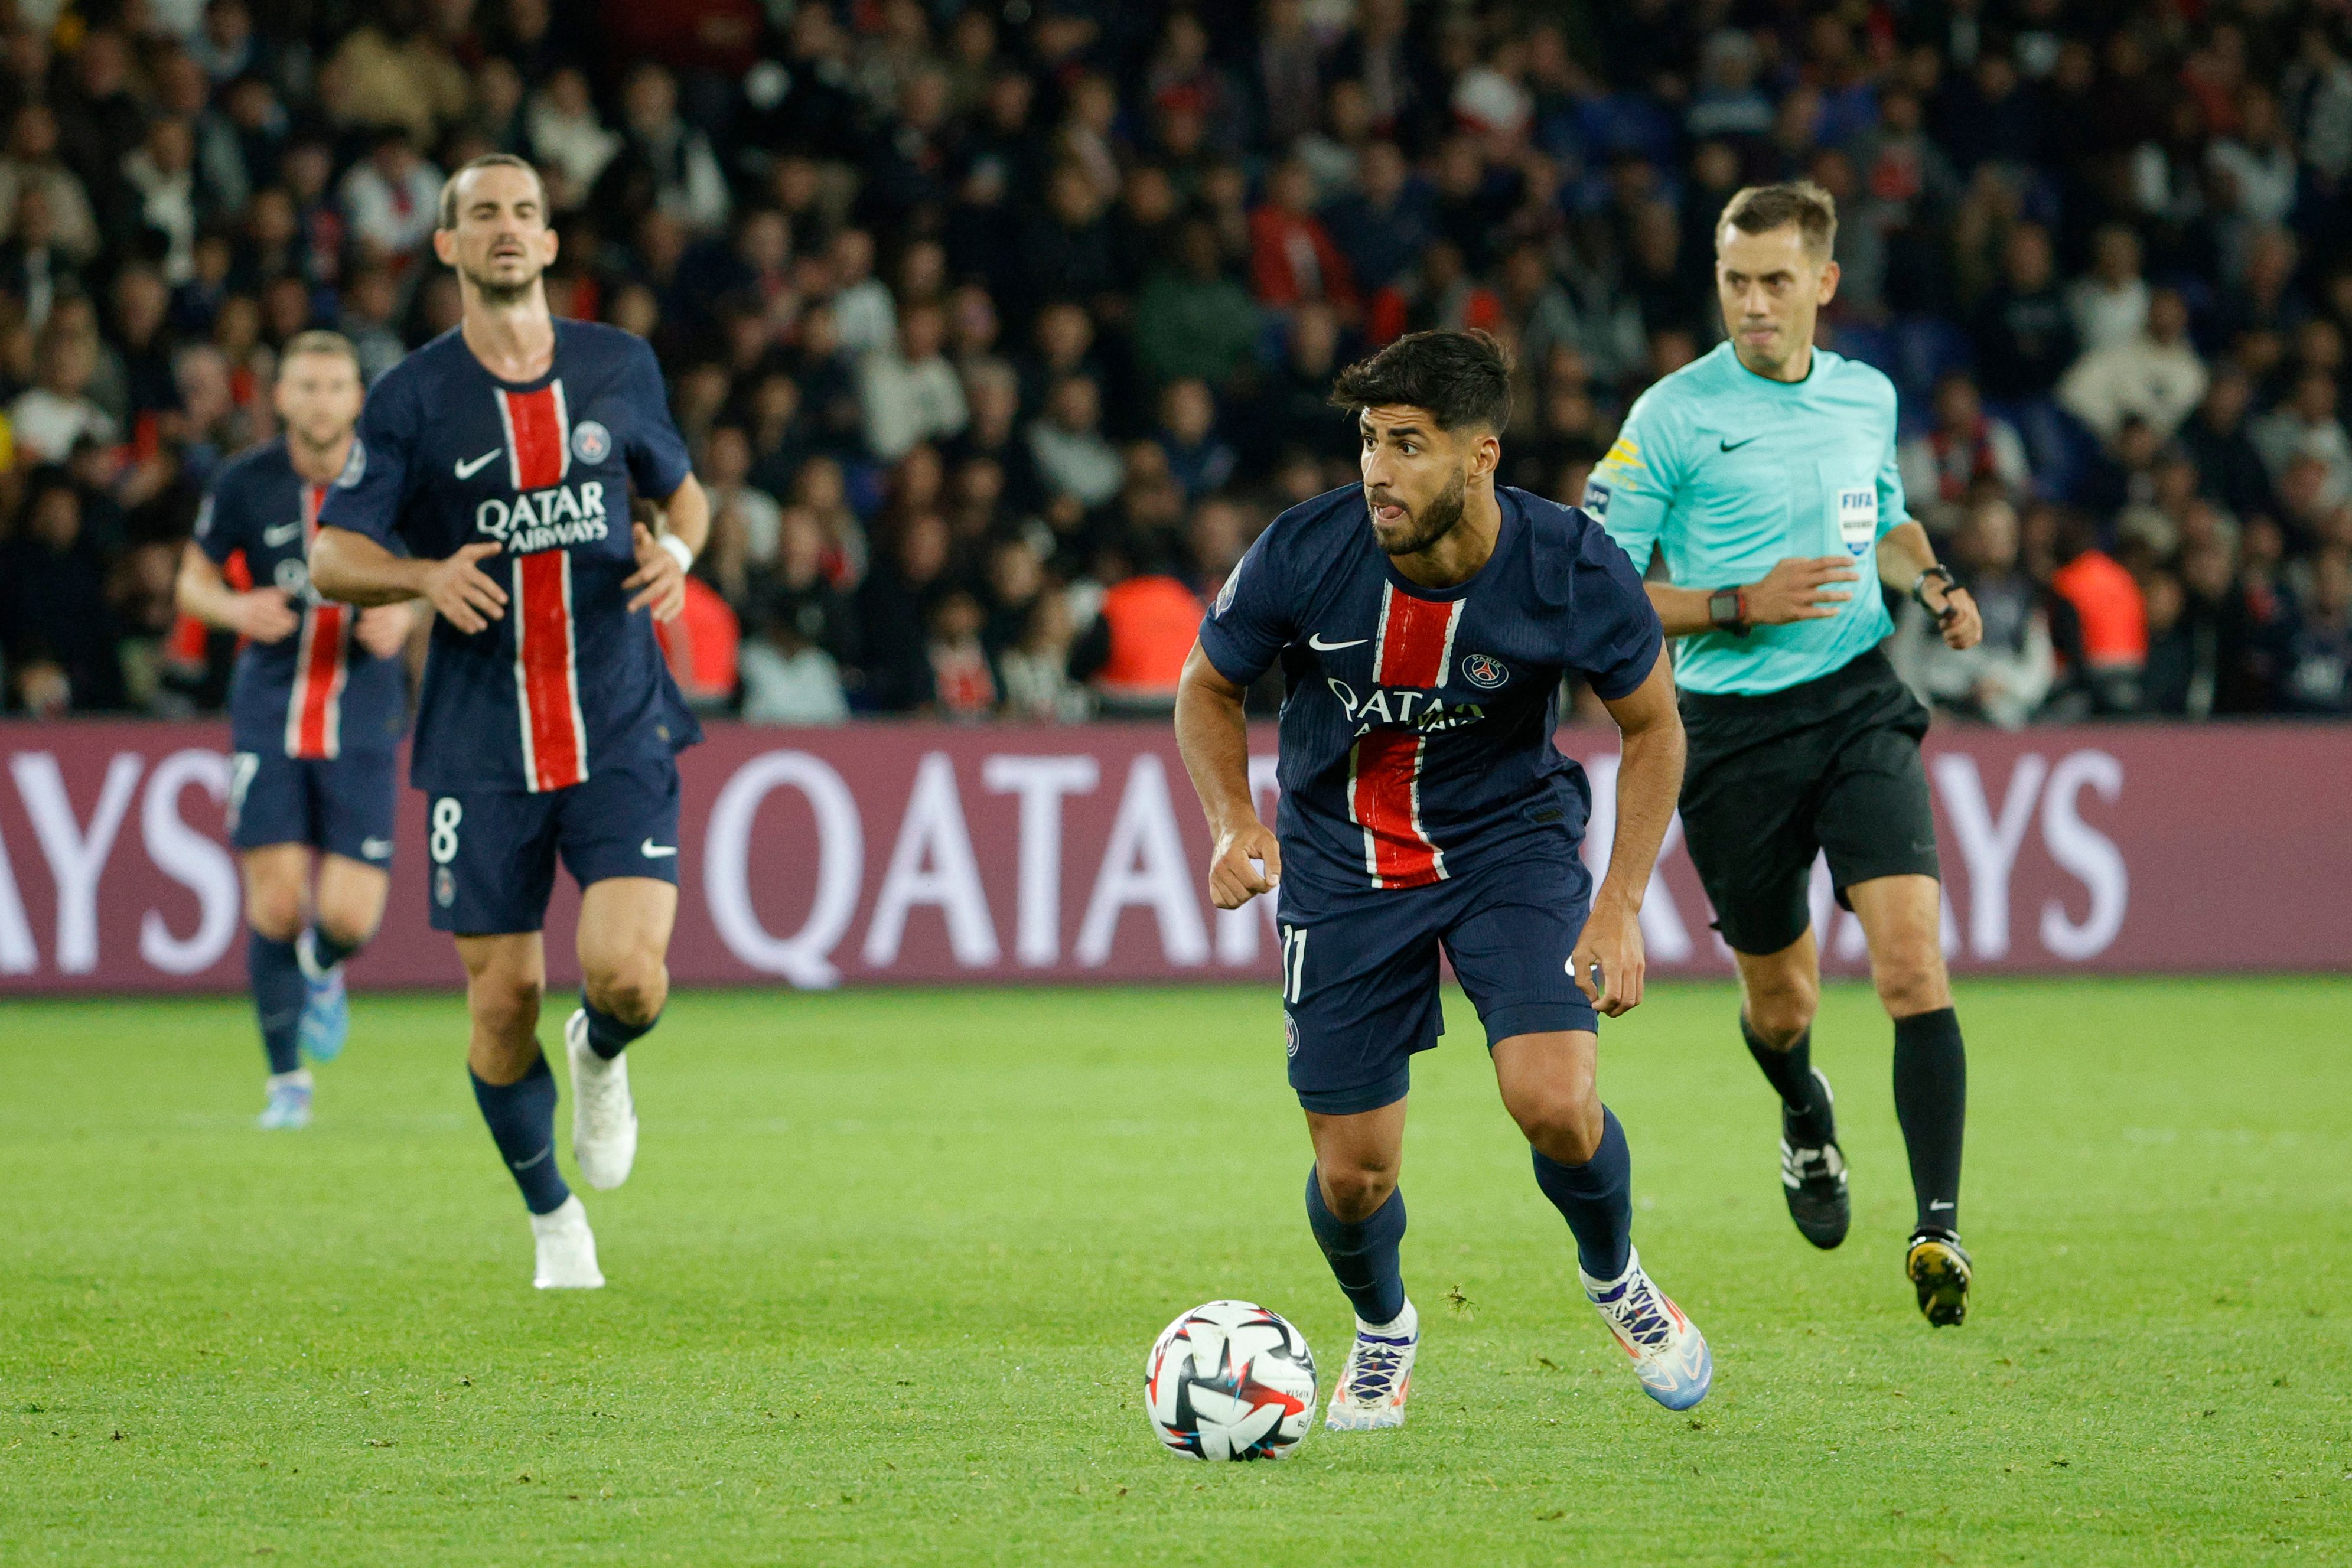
[
  {"xmin": 1327, "ymin": 328, "xmax": 1513, "ymax": 433},
  {"xmin": 1718, "ymin": 180, "xmax": 1838, "ymax": 259},
  {"xmin": 438, "ymin": 152, "xmax": 548, "ymax": 231}
]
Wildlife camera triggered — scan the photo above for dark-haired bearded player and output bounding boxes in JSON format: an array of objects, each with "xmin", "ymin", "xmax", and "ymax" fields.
[
  {"xmin": 1175, "ymin": 328, "xmax": 1711, "ymax": 1428},
  {"xmin": 312, "ymin": 154, "xmax": 708, "ymax": 1290}
]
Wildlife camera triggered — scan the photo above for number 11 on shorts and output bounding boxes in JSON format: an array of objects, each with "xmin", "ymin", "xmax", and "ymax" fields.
[{"xmin": 1279, "ymin": 925, "xmax": 1308, "ymax": 1005}]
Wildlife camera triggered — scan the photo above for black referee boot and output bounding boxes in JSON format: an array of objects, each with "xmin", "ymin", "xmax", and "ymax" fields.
[{"xmin": 1779, "ymin": 1067, "xmax": 1850, "ymax": 1250}]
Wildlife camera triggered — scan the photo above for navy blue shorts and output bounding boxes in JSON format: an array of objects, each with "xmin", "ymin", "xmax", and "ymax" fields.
[
  {"xmin": 227, "ymin": 748, "xmax": 399, "ymax": 867},
  {"xmin": 423, "ymin": 758, "xmax": 682, "ymax": 934},
  {"xmin": 1277, "ymin": 843, "xmax": 1599, "ymax": 1116}
]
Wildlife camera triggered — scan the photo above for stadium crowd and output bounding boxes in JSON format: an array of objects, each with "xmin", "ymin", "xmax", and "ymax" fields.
[{"xmin": 0, "ymin": 0, "xmax": 2348, "ymax": 726}]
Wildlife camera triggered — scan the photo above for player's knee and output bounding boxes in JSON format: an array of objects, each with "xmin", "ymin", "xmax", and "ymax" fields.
[
  {"xmin": 1509, "ymin": 1087, "xmax": 1602, "ymax": 1165},
  {"xmin": 586, "ymin": 953, "xmax": 667, "ymax": 1026},
  {"xmin": 314, "ymin": 900, "xmax": 380, "ymax": 954},
  {"xmin": 1744, "ymin": 982, "xmax": 1818, "ymax": 1048},
  {"xmin": 245, "ymin": 885, "xmax": 304, "ymax": 944},
  {"xmin": 1874, "ymin": 947, "xmax": 1950, "ymax": 1018},
  {"xmin": 1318, "ymin": 1159, "xmax": 1398, "ymax": 1223},
  {"xmin": 469, "ymin": 974, "xmax": 543, "ymax": 1045}
]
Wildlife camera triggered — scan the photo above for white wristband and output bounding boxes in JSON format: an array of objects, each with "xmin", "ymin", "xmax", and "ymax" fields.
[{"xmin": 658, "ymin": 533, "xmax": 695, "ymax": 573}]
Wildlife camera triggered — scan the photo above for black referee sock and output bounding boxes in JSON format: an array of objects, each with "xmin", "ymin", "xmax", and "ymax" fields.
[
  {"xmin": 1741, "ymin": 1018, "xmax": 1832, "ymax": 1146},
  {"xmin": 1892, "ymin": 1007, "xmax": 1966, "ymax": 1236}
]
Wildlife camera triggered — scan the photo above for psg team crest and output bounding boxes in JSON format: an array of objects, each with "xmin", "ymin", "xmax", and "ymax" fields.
[
  {"xmin": 571, "ymin": 420, "xmax": 612, "ymax": 464},
  {"xmin": 1460, "ymin": 653, "xmax": 1509, "ymax": 689}
]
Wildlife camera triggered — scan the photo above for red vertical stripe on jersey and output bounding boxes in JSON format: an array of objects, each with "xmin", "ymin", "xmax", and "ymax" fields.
[
  {"xmin": 1347, "ymin": 583, "xmax": 1460, "ymax": 886},
  {"xmin": 1370, "ymin": 585, "xmax": 1462, "ymax": 688},
  {"xmin": 1348, "ymin": 732, "xmax": 1441, "ymax": 888},
  {"xmin": 286, "ymin": 483, "xmax": 348, "ymax": 759},
  {"xmin": 513, "ymin": 550, "xmax": 587, "ymax": 791},
  {"xmin": 500, "ymin": 385, "xmax": 569, "ymax": 490}
]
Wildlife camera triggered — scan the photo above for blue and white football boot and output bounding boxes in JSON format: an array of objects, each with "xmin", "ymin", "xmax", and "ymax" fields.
[
  {"xmin": 256, "ymin": 1070, "xmax": 312, "ymax": 1130},
  {"xmin": 1582, "ymin": 1247, "xmax": 1712, "ymax": 1410},
  {"xmin": 1324, "ymin": 1299, "xmax": 1418, "ymax": 1432},
  {"xmin": 294, "ymin": 930, "xmax": 349, "ymax": 1064}
]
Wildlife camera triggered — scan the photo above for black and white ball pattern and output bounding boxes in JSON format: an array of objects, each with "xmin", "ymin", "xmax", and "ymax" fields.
[{"xmin": 1144, "ymin": 1300, "xmax": 1317, "ymax": 1461}]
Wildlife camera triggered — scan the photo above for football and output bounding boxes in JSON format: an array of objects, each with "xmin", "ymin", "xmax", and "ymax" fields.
[{"xmin": 1144, "ymin": 1300, "xmax": 1318, "ymax": 1461}]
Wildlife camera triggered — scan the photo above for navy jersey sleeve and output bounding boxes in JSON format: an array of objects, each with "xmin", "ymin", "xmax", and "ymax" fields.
[
  {"xmin": 1195, "ymin": 519, "xmax": 1294, "ymax": 686},
  {"xmin": 317, "ymin": 369, "xmax": 418, "ymax": 546},
  {"xmin": 621, "ymin": 337, "xmax": 692, "ymax": 500},
  {"xmin": 1565, "ymin": 516, "xmax": 1666, "ymax": 701},
  {"xmin": 191, "ymin": 470, "xmax": 242, "ymax": 566}
]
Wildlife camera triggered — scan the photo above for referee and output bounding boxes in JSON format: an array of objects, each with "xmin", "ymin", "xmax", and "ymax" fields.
[{"xmin": 1586, "ymin": 181, "xmax": 1985, "ymax": 1327}]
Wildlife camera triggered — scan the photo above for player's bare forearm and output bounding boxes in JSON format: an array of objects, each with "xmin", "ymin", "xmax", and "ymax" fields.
[
  {"xmin": 310, "ymin": 526, "xmax": 433, "ymax": 605},
  {"xmin": 1175, "ymin": 643, "xmax": 1281, "ymax": 909},
  {"xmin": 654, "ymin": 473, "xmax": 711, "ymax": 556},
  {"xmin": 1875, "ymin": 520, "xmax": 1938, "ymax": 591},
  {"xmin": 1594, "ymin": 648, "xmax": 1685, "ymax": 916},
  {"xmin": 177, "ymin": 540, "xmax": 299, "ymax": 643},
  {"xmin": 1643, "ymin": 581, "xmax": 1718, "ymax": 637}
]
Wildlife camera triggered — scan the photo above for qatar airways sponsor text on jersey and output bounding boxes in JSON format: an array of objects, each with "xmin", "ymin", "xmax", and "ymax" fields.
[
  {"xmin": 1195, "ymin": 485, "xmax": 1662, "ymax": 894},
  {"xmin": 318, "ymin": 320, "xmax": 701, "ymax": 794}
]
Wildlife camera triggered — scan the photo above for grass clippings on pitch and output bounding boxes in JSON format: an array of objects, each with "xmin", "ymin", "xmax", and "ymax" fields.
[{"xmin": 2, "ymin": 977, "xmax": 2347, "ymax": 1566}]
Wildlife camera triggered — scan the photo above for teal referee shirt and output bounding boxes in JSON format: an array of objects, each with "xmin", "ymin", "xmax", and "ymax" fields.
[{"xmin": 1587, "ymin": 341, "xmax": 1907, "ymax": 696}]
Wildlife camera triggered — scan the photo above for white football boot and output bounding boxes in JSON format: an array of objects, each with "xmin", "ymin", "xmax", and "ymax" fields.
[
  {"xmin": 1582, "ymin": 1247, "xmax": 1712, "ymax": 1410},
  {"xmin": 563, "ymin": 1008, "xmax": 637, "ymax": 1190},
  {"xmin": 530, "ymin": 1194, "xmax": 604, "ymax": 1289},
  {"xmin": 1324, "ymin": 1299, "xmax": 1419, "ymax": 1432}
]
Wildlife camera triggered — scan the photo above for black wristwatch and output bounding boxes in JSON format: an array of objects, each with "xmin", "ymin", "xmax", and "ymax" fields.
[
  {"xmin": 1912, "ymin": 564, "xmax": 1958, "ymax": 623},
  {"xmin": 1707, "ymin": 586, "xmax": 1750, "ymax": 636}
]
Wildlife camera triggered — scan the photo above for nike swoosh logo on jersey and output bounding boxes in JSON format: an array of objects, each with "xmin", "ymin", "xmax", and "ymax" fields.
[
  {"xmin": 454, "ymin": 449, "xmax": 503, "ymax": 480},
  {"xmin": 641, "ymin": 840, "xmax": 678, "ymax": 858},
  {"xmin": 1308, "ymin": 634, "xmax": 1369, "ymax": 651},
  {"xmin": 262, "ymin": 521, "xmax": 302, "ymax": 546},
  {"xmin": 360, "ymin": 837, "xmax": 393, "ymax": 860},
  {"xmin": 1718, "ymin": 435, "xmax": 1761, "ymax": 452}
]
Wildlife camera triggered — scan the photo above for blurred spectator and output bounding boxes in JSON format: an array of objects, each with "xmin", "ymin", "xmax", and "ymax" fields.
[
  {"xmin": 339, "ymin": 130, "xmax": 443, "ymax": 270},
  {"xmin": 2180, "ymin": 369, "xmax": 2280, "ymax": 524},
  {"xmin": 2280, "ymin": 549, "xmax": 2352, "ymax": 715},
  {"xmin": 1969, "ymin": 223, "xmax": 2076, "ymax": 403},
  {"xmin": 2048, "ymin": 509, "xmax": 2149, "ymax": 712},
  {"xmin": 858, "ymin": 302, "xmax": 967, "ymax": 462},
  {"xmin": 1901, "ymin": 373, "xmax": 2030, "ymax": 508},
  {"xmin": 1892, "ymin": 498, "xmax": 2055, "ymax": 728},
  {"xmin": 1, "ymin": 471, "xmax": 125, "ymax": 712},
  {"xmin": 1155, "ymin": 379, "xmax": 1236, "ymax": 500},
  {"xmin": 2058, "ymin": 288, "xmax": 2207, "ymax": 443},
  {"xmin": 11, "ymin": 325, "xmax": 118, "ymax": 464},
  {"xmin": 1249, "ymin": 157, "xmax": 1356, "ymax": 312},
  {"xmin": 2066, "ymin": 224, "xmax": 2151, "ymax": 354},
  {"xmin": 0, "ymin": 106, "xmax": 102, "ymax": 265},
  {"xmin": 1028, "ymin": 375, "xmax": 1122, "ymax": 511},
  {"xmin": 529, "ymin": 69, "xmax": 620, "ymax": 213},
  {"xmin": 1134, "ymin": 217, "xmax": 1260, "ymax": 390},
  {"xmin": 2250, "ymin": 370, "xmax": 2352, "ymax": 510}
]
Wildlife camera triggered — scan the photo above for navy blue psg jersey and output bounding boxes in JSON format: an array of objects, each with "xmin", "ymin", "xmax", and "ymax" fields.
[
  {"xmin": 318, "ymin": 320, "xmax": 701, "ymax": 793},
  {"xmin": 196, "ymin": 438, "xmax": 409, "ymax": 759},
  {"xmin": 1197, "ymin": 485, "xmax": 1663, "ymax": 894}
]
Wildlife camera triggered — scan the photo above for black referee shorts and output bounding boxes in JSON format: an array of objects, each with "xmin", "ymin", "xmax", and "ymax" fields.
[{"xmin": 1677, "ymin": 647, "xmax": 1941, "ymax": 957}]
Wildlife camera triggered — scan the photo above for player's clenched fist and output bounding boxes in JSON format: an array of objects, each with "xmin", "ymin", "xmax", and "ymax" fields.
[
  {"xmin": 1746, "ymin": 555, "xmax": 1858, "ymax": 624},
  {"xmin": 423, "ymin": 541, "xmax": 509, "ymax": 634},
  {"xmin": 624, "ymin": 523, "xmax": 688, "ymax": 621},
  {"xmin": 1207, "ymin": 819, "xmax": 1282, "ymax": 910},
  {"xmin": 225, "ymin": 588, "xmax": 301, "ymax": 644},
  {"xmin": 1569, "ymin": 900, "xmax": 1647, "ymax": 1018}
]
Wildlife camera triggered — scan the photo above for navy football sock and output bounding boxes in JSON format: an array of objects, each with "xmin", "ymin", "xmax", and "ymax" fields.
[
  {"xmin": 1742, "ymin": 1018, "xmax": 1832, "ymax": 1145},
  {"xmin": 1532, "ymin": 1107, "xmax": 1634, "ymax": 1282},
  {"xmin": 1304, "ymin": 1168, "xmax": 1408, "ymax": 1325},
  {"xmin": 1892, "ymin": 1007, "xmax": 1966, "ymax": 1236},
  {"xmin": 249, "ymin": 932, "xmax": 305, "ymax": 1075},
  {"xmin": 581, "ymin": 993, "xmax": 655, "ymax": 1061},
  {"xmin": 470, "ymin": 1055, "xmax": 571, "ymax": 1215},
  {"xmin": 309, "ymin": 927, "xmax": 361, "ymax": 972}
]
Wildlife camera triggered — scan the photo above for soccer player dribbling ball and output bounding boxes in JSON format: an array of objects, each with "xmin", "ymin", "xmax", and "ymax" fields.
[
  {"xmin": 1175, "ymin": 328, "xmax": 1712, "ymax": 1425},
  {"xmin": 175, "ymin": 331, "xmax": 419, "ymax": 1130},
  {"xmin": 311, "ymin": 155, "xmax": 711, "ymax": 1289},
  {"xmin": 1587, "ymin": 181, "xmax": 1986, "ymax": 1326}
]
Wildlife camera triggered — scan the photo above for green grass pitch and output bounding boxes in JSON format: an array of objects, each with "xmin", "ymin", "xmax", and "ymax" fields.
[{"xmin": 4, "ymin": 977, "xmax": 2348, "ymax": 1564}]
